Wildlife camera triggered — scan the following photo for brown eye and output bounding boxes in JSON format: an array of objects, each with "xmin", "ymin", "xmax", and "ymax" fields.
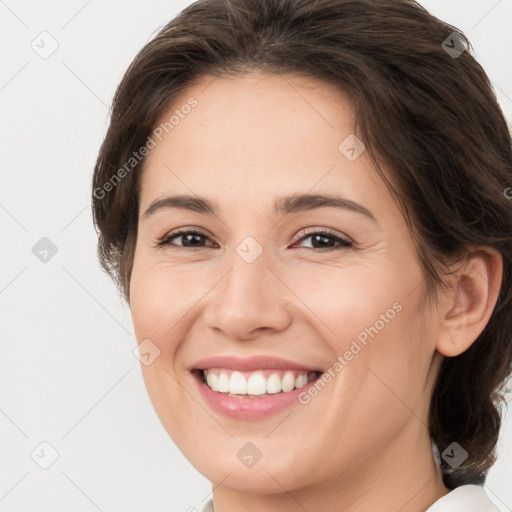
[
  {"xmin": 292, "ymin": 229, "xmax": 353, "ymax": 251},
  {"xmin": 158, "ymin": 230, "xmax": 216, "ymax": 249}
]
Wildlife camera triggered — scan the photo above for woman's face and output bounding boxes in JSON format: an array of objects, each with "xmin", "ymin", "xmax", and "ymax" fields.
[{"xmin": 130, "ymin": 71, "xmax": 444, "ymax": 494}]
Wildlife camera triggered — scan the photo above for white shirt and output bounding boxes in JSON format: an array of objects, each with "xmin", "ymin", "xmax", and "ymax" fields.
[
  {"xmin": 425, "ymin": 484, "xmax": 500, "ymax": 511},
  {"xmin": 201, "ymin": 484, "xmax": 500, "ymax": 511}
]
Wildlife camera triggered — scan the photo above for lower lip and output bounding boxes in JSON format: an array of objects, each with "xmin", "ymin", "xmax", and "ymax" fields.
[{"xmin": 191, "ymin": 370, "xmax": 322, "ymax": 420}]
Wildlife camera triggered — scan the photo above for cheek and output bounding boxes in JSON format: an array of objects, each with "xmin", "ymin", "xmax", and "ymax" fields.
[
  {"xmin": 280, "ymin": 260, "xmax": 412, "ymax": 350},
  {"xmin": 292, "ymin": 260, "xmax": 433, "ymax": 409},
  {"xmin": 129, "ymin": 258, "xmax": 200, "ymax": 348},
  {"xmin": 129, "ymin": 260, "xmax": 199, "ymax": 439}
]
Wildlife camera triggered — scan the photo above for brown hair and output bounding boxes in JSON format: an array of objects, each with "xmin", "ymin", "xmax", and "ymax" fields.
[{"xmin": 91, "ymin": 0, "xmax": 512, "ymax": 488}]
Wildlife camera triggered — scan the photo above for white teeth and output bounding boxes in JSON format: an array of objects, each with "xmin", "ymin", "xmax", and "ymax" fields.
[
  {"xmin": 281, "ymin": 372, "xmax": 295, "ymax": 392},
  {"xmin": 218, "ymin": 372, "xmax": 230, "ymax": 393},
  {"xmin": 295, "ymin": 373, "xmax": 308, "ymax": 389},
  {"xmin": 266, "ymin": 373, "xmax": 282, "ymax": 394},
  {"xmin": 247, "ymin": 373, "xmax": 267, "ymax": 395},
  {"xmin": 209, "ymin": 372, "xmax": 219, "ymax": 391},
  {"xmin": 202, "ymin": 369, "xmax": 318, "ymax": 396},
  {"xmin": 229, "ymin": 372, "xmax": 247, "ymax": 394}
]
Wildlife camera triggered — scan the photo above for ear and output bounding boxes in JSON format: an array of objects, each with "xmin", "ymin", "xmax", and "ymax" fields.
[{"xmin": 436, "ymin": 247, "xmax": 503, "ymax": 357}]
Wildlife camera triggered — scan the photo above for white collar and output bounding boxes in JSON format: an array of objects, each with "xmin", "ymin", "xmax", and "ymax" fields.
[{"xmin": 425, "ymin": 485, "xmax": 500, "ymax": 511}]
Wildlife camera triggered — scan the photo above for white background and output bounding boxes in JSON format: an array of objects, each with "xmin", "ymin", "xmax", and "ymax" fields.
[{"xmin": 1, "ymin": 1, "xmax": 511, "ymax": 510}]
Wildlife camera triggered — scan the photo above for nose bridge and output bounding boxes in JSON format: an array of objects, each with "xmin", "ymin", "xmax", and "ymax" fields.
[
  {"xmin": 226, "ymin": 240, "xmax": 269, "ymax": 299},
  {"xmin": 204, "ymin": 236, "xmax": 291, "ymax": 339}
]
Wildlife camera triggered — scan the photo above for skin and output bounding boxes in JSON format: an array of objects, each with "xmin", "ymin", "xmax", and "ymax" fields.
[{"xmin": 129, "ymin": 70, "xmax": 502, "ymax": 512}]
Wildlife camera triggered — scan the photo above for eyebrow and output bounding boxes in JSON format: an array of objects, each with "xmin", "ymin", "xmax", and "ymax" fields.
[{"xmin": 143, "ymin": 193, "xmax": 376, "ymax": 222}]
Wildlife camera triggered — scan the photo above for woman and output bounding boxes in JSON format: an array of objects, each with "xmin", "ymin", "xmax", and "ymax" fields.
[{"xmin": 91, "ymin": 0, "xmax": 512, "ymax": 510}]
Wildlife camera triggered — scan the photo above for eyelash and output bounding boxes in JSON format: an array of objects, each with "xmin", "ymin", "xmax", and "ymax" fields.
[{"xmin": 156, "ymin": 228, "xmax": 353, "ymax": 252}]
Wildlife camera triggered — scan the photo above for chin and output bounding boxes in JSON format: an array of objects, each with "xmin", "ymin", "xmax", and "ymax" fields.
[{"xmin": 186, "ymin": 444, "xmax": 319, "ymax": 495}]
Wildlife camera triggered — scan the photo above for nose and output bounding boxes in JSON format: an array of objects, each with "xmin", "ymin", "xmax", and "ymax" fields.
[{"xmin": 202, "ymin": 245, "xmax": 292, "ymax": 341}]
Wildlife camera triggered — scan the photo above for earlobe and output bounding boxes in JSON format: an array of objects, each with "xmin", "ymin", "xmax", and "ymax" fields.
[{"xmin": 436, "ymin": 248, "xmax": 503, "ymax": 358}]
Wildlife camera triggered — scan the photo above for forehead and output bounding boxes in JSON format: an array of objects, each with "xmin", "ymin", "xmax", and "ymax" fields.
[
  {"xmin": 151, "ymin": 70, "xmax": 355, "ymax": 150},
  {"xmin": 138, "ymin": 70, "xmax": 389, "ymax": 219}
]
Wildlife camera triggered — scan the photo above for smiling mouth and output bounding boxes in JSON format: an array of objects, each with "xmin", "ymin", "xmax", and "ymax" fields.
[{"xmin": 192, "ymin": 368, "xmax": 322, "ymax": 398}]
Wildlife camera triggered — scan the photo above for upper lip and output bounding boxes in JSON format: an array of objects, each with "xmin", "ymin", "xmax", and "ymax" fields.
[{"xmin": 191, "ymin": 355, "xmax": 323, "ymax": 373}]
